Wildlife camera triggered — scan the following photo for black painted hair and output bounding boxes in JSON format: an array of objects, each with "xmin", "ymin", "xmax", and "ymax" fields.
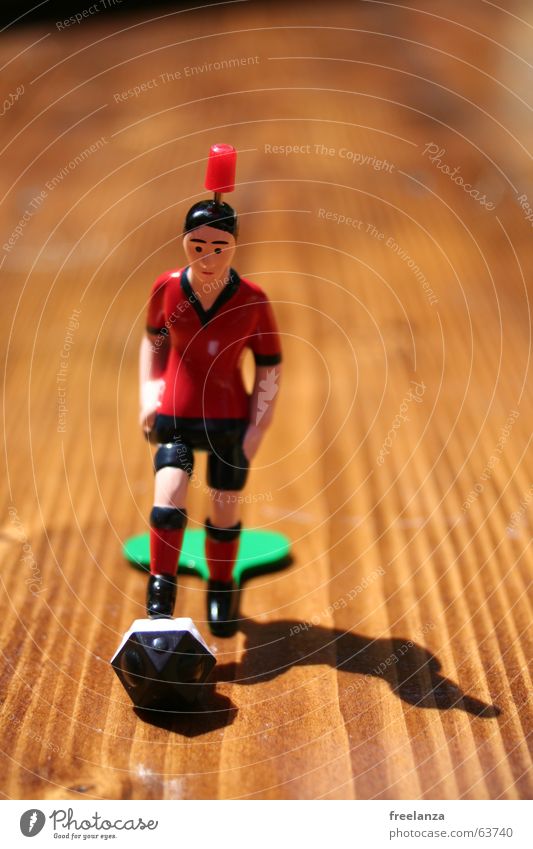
[{"xmin": 183, "ymin": 200, "xmax": 238, "ymax": 237}]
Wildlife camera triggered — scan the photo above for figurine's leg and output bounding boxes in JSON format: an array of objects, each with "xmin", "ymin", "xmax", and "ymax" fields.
[
  {"xmin": 146, "ymin": 442, "xmax": 194, "ymax": 618},
  {"xmin": 205, "ymin": 509, "xmax": 242, "ymax": 582},
  {"xmin": 207, "ymin": 477, "xmax": 242, "ymax": 580},
  {"xmin": 204, "ymin": 505, "xmax": 242, "ymax": 637},
  {"xmin": 204, "ymin": 435, "xmax": 248, "ymax": 635}
]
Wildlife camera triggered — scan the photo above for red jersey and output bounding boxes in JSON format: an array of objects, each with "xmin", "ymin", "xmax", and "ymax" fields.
[{"xmin": 146, "ymin": 267, "xmax": 282, "ymax": 421}]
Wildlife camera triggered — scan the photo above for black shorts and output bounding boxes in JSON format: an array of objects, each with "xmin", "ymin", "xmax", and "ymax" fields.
[{"xmin": 152, "ymin": 415, "xmax": 249, "ymax": 491}]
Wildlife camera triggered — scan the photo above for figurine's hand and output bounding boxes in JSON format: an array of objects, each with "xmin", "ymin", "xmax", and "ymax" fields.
[
  {"xmin": 242, "ymin": 423, "xmax": 266, "ymax": 461},
  {"xmin": 139, "ymin": 379, "xmax": 165, "ymax": 435}
]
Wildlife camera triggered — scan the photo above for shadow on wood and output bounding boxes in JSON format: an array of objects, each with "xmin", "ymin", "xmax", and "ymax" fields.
[
  {"xmin": 134, "ymin": 686, "xmax": 237, "ymax": 737},
  {"xmin": 214, "ymin": 619, "xmax": 501, "ymax": 719}
]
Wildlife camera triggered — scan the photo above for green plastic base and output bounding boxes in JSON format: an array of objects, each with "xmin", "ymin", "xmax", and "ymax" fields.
[{"xmin": 123, "ymin": 529, "xmax": 291, "ymax": 584}]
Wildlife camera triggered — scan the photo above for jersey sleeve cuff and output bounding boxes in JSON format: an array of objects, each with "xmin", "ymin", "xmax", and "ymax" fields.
[{"xmin": 253, "ymin": 352, "xmax": 282, "ymax": 366}]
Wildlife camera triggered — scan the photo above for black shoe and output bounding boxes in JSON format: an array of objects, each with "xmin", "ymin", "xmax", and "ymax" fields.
[
  {"xmin": 206, "ymin": 579, "xmax": 240, "ymax": 637},
  {"xmin": 146, "ymin": 573, "xmax": 177, "ymax": 619}
]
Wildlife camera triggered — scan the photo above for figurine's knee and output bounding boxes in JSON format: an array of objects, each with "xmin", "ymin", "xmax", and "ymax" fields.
[
  {"xmin": 154, "ymin": 441, "xmax": 194, "ymax": 476},
  {"xmin": 207, "ymin": 441, "xmax": 248, "ymax": 491},
  {"xmin": 153, "ymin": 441, "xmax": 193, "ymax": 507}
]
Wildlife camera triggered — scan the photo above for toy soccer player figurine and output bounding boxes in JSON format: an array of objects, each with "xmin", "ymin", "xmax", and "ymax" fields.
[{"xmin": 139, "ymin": 144, "xmax": 282, "ymax": 637}]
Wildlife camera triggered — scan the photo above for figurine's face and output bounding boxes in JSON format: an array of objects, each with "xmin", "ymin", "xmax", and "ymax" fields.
[{"xmin": 183, "ymin": 225, "xmax": 236, "ymax": 284}]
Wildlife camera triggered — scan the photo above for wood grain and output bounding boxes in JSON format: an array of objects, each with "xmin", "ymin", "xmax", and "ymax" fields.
[{"xmin": 0, "ymin": 0, "xmax": 531, "ymax": 799}]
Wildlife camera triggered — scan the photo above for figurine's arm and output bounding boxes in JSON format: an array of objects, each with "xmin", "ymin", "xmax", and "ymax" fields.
[
  {"xmin": 139, "ymin": 331, "xmax": 169, "ymax": 435},
  {"xmin": 243, "ymin": 363, "xmax": 282, "ymax": 460}
]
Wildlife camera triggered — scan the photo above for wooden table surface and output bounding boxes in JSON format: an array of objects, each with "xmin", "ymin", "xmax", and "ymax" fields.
[{"xmin": 0, "ymin": 0, "xmax": 532, "ymax": 800}]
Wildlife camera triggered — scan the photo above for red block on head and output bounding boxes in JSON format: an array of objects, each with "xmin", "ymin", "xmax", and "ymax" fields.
[{"xmin": 205, "ymin": 143, "xmax": 237, "ymax": 194}]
